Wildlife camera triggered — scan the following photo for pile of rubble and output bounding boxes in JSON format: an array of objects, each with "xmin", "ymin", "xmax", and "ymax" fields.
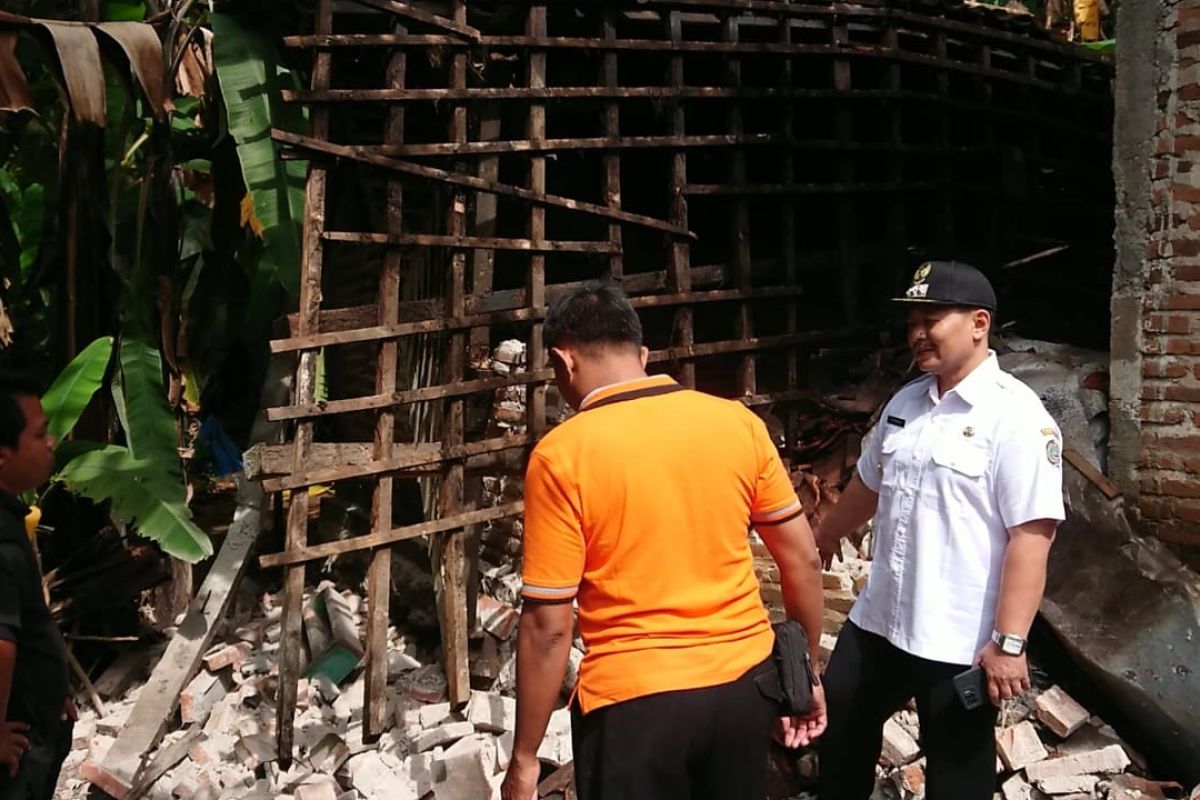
[{"xmin": 61, "ymin": 574, "xmax": 575, "ymax": 800}]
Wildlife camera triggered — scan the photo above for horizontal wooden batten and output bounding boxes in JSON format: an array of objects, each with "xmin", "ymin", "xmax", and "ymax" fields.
[
  {"xmin": 271, "ymin": 285, "xmax": 804, "ymax": 353},
  {"xmin": 260, "ymin": 434, "xmax": 533, "ymax": 493},
  {"xmin": 258, "ymin": 502, "xmax": 524, "ymax": 569},
  {"xmin": 325, "ymin": 231, "xmax": 618, "ymax": 253}
]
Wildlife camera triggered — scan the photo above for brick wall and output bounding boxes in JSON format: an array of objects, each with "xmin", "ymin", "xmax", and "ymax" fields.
[{"xmin": 1112, "ymin": 0, "xmax": 1200, "ymax": 570}]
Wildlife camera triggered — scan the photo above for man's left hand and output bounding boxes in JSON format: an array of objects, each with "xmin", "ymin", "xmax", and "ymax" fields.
[
  {"xmin": 977, "ymin": 641, "xmax": 1030, "ymax": 707},
  {"xmin": 61, "ymin": 698, "xmax": 78, "ymax": 722}
]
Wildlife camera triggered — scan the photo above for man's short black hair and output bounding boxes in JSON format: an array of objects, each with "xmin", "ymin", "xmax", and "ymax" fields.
[
  {"xmin": 0, "ymin": 371, "xmax": 42, "ymax": 450},
  {"xmin": 543, "ymin": 284, "xmax": 643, "ymax": 354}
]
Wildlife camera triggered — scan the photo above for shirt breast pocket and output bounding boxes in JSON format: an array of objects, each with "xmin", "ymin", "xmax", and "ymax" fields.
[
  {"xmin": 922, "ymin": 439, "xmax": 990, "ymax": 515},
  {"xmin": 878, "ymin": 432, "xmax": 905, "ymax": 488}
]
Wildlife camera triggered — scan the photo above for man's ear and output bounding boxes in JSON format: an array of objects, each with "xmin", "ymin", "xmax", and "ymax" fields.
[
  {"xmin": 973, "ymin": 309, "xmax": 991, "ymax": 342},
  {"xmin": 639, "ymin": 346, "xmax": 649, "ymax": 369},
  {"xmin": 549, "ymin": 346, "xmax": 573, "ymax": 376}
]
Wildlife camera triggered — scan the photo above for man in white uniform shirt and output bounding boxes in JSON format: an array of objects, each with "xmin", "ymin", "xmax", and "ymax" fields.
[{"xmin": 815, "ymin": 261, "xmax": 1065, "ymax": 800}]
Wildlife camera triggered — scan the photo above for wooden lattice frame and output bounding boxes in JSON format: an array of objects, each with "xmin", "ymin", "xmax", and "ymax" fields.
[{"xmin": 258, "ymin": 0, "xmax": 1113, "ymax": 759}]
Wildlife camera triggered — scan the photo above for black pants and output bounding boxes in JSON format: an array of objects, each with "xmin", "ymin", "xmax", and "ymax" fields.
[
  {"xmin": 818, "ymin": 622, "xmax": 998, "ymax": 800},
  {"xmin": 572, "ymin": 659, "xmax": 778, "ymax": 800},
  {"xmin": 0, "ymin": 718, "xmax": 73, "ymax": 800}
]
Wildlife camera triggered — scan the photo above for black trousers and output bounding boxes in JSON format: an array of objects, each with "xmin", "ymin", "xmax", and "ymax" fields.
[
  {"xmin": 0, "ymin": 718, "xmax": 73, "ymax": 800},
  {"xmin": 818, "ymin": 622, "xmax": 998, "ymax": 800},
  {"xmin": 572, "ymin": 658, "xmax": 778, "ymax": 800}
]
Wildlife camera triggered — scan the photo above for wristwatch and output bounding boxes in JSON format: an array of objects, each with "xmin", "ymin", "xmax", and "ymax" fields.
[{"xmin": 991, "ymin": 630, "xmax": 1027, "ymax": 656}]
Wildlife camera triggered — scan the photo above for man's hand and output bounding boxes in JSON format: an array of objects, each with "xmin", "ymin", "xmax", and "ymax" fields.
[
  {"xmin": 773, "ymin": 683, "xmax": 828, "ymax": 749},
  {"xmin": 977, "ymin": 641, "xmax": 1030, "ymax": 707},
  {"xmin": 62, "ymin": 698, "xmax": 78, "ymax": 722},
  {"xmin": 0, "ymin": 720, "xmax": 30, "ymax": 777},
  {"xmin": 500, "ymin": 751, "xmax": 540, "ymax": 800},
  {"xmin": 815, "ymin": 528, "xmax": 841, "ymax": 570}
]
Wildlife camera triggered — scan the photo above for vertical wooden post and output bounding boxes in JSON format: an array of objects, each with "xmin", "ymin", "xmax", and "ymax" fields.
[
  {"xmin": 364, "ymin": 19, "xmax": 407, "ymax": 740},
  {"xmin": 527, "ymin": 3, "xmax": 548, "ymax": 436},
  {"xmin": 933, "ymin": 30, "xmax": 955, "ymax": 251},
  {"xmin": 277, "ymin": 0, "xmax": 332, "ymax": 764},
  {"xmin": 469, "ymin": 103, "xmax": 502, "ymax": 363},
  {"xmin": 602, "ymin": 9, "xmax": 623, "ymax": 283},
  {"xmin": 666, "ymin": 11, "xmax": 695, "ymax": 388},
  {"xmin": 779, "ymin": 13, "xmax": 798, "ymax": 449},
  {"xmin": 833, "ymin": 21, "xmax": 859, "ymax": 325},
  {"xmin": 725, "ymin": 12, "xmax": 755, "ymax": 397},
  {"xmin": 884, "ymin": 25, "xmax": 908, "ymax": 279},
  {"xmin": 434, "ymin": 0, "xmax": 473, "ymax": 709}
]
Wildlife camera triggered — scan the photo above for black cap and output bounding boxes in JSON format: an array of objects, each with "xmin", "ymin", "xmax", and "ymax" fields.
[{"xmin": 891, "ymin": 260, "xmax": 997, "ymax": 312}]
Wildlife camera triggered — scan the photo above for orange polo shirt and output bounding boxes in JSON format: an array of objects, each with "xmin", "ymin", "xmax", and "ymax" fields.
[{"xmin": 521, "ymin": 374, "xmax": 802, "ymax": 713}]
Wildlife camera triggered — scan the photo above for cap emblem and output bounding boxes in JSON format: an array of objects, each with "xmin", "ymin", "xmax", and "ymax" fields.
[
  {"xmin": 905, "ymin": 282, "xmax": 929, "ymax": 299},
  {"xmin": 913, "ymin": 263, "xmax": 933, "ymax": 283}
]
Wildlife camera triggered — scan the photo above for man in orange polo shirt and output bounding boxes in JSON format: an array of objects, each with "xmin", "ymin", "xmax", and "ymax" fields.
[{"xmin": 500, "ymin": 285, "xmax": 827, "ymax": 800}]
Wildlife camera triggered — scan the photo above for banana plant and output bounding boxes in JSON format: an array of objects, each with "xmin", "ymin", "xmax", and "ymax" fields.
[{"xmin": 42, "ymin": 335, "xmax": 213, "ymax": 562}]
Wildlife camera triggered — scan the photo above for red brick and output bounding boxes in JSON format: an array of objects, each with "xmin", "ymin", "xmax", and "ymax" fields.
[
  {"xmin": 1154, "ymin": 521, "xmax": 1200, "ymax": 548},
  {"xmin": 1176, "ymin": 264, "xmax": 1200, "ymax": 282},
  {"xmin": 1143, "ymin": 434, "xmax": 1200, "ymax": 453},
  {"xmin": 1173, "ymin": 240, "xmax": 1200, "ymax": 259},
  {"xmin": 1165, "ymin": 293, "xmax": 1200, "ymax": 310},
  {"xmin": 1139, "ymin": 404, "xmax": 1187, "ymax": 424},
  {"xmin": 1177, "ymin": 29, "xmax": 1200, "ymax": 50},
  {"xmin": 1158, "ymin": 479, "xmax": 1200, "ymax": 500},
  {"xmin": 1173, "ymin": 184, "xmax": 1200, "ymax": 204},
  {"xmin": 1180, "ymin": 7, "xmax": 1200, "ymax": 26},
  {"xmin": 1139, "ymin": 496, "xmax": 1174, "ymax": 520},
  {"xmin": 1165, "ymin": 337, "xmax": 1200, "ymax": 355},
  {"xmin": 1143, "ymin": 314, "xmax": 1192, "ymax": 334},
  {"xmin": 1195, "ymin": 409, "xmax": 1200, "ymax": 426},
  {"xmin": 1164, "ymin": 385, "xmax": 1200, "ymax": 402},
  {"xmin": 1143, "ymin": 360, "xmax": 1190, "ymax": 379},
  {"xmin": 1155, "ymin": 160, "xmax": 1172, "ymax": 180}
]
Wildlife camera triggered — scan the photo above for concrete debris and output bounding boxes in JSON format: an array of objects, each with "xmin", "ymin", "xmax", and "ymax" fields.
[
  {"xmin": 881, "ymin": 717, "xmax": 921, "ymax": 768},
  {"xmin": 1024, "ymin": 745, "xmax": 1132, "ymax": 784},
  {"xmin": 997, "ymin": 721, "xmax": 1050, "ymax": 772},
  {"xmin": 1036, "ymin": 686, "xmax": 1092, "ymax": 739}
]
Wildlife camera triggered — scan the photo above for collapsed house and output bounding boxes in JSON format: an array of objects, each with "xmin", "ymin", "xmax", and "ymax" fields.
[{"xmin": 63, "ymin": 1, "xmax": 1200, "ymax": 799}]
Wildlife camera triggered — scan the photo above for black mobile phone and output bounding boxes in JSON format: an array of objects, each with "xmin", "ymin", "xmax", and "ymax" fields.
[{"xmin": 953, "ymin": 666, "xmax": 989, "ymax": 711}]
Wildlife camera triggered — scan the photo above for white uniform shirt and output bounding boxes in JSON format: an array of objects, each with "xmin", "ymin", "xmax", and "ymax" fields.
[{"xmin": 852, "ymin": 352, "xmax": 1066, "ymax": 665}]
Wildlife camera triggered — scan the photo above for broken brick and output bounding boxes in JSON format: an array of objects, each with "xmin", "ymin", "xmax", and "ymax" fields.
[{"xmin": 1034, "ymin": 686, "xmax": 1091, "ymax": 739}]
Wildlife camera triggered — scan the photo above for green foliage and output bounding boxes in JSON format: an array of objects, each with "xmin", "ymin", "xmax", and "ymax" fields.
[
  {"xmin": 101, "ymin": 2, "xmax": 147, "ymax": 22},
  {"xmin": 41, "ymin": 336, "xmax": 114, "ymax": 442},
  {"xmin": 210, "ymin": 12, "xmax": 307, "ymax": 296},
  {"xmin": 112, "ymin": 334, "xmax": 185, "ymax": 496},
  {"xmin": 55, "ymin": 445, "xmax": 213, "ymax": 562}
]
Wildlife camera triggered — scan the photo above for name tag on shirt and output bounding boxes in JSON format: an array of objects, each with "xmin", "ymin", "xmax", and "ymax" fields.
[{"xmin": 886, "ymin": 415, "xmax": 906, "ymax": 428}]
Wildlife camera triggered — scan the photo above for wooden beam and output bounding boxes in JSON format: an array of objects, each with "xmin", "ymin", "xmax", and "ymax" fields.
[
  {"xmin": 276, "ymin": 0, "xmax": 332, "ymax": 763},
  {"xmin": 324, "ymin": 231, "xmax": 619, "ymax": 253},
  {"xmin": 82, "ymin": 478, "xmax": 263, "ymax": 798},
  {"xmin": 260, "ymin": 434, "xmax": 532, "ymax": 494},
  {"xmin": 244, "ymin": 441, "xmax": 525, "ymax": 480},
  {"xmin": 667, "ymin": 10, "xmax": 695, "ymax": 388},
  {"xmin": 258, "ymin": 502, "xmax": 524, "ymax": 569},
  {"xmin": 345, "ymin": 0, "xmax": 480, "ymax": 40},
  {"xmin": 273, "ymin": 130, "xmax": 693, "ymax": 238}
]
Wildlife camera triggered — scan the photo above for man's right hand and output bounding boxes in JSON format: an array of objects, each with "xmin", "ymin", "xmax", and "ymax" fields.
[
  {"xmin": 0, "ymin": 721, "xmax": 30, "ymax": 777},
  {"xmin": 773, "ymin": 683, "xmax": 828, "ymax": 749}
]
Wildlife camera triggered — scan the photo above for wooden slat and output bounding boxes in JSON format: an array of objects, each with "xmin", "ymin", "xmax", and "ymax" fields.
[
  {"xmin": 725, "ymin": 13, "xmax": 756, "ymax": 398},
  {"xmin": 245, "ymin": 441, "xmax": 524, "ymax": 480},
  {"xmin": 271, "ymin": 286, "xmax": 806, "ymax": 353},
  {"xmin": 324, "ymin": 230, "xmax": 619, "ymax": 253},
  {"xmin": 667, "ymin": 11, "xmax": 695, "ymax": 389},
  {"xmin": 364, "ymin": 22, "xmax": 406, "ymax": 740},
  {"xmin": 276, "ymin": 0, "xmax": 332, "ymax": 765},
  {"xmin": 365, "ymin": 132, "xmax": 782, "ymax": 157},
  {"xmin": 285, "ymin": 264, "xmax": 730, "ymax": 336},
  {"xmin": 273, "ymin": 130, "xmax": 692, "ymax": 238},
  {"xmin": 833, "ymin": 21, "xmax": 860, "ymax": 327},
  {"xmin": 345, "ymin": 0, "xmax": 480, "ymax": 40},
  {"xmin": 682, "ymin": 181, "xmax": 943, "ymax": 195},
  {"xmin": 259, "ymin": 503, "xmax": 525, "ymax": 569},
  {"xmin": 647, "ymin": 329, "xmax": 863, "ymax": 364},
  {"xmin": 602, "ymin": 8, "xmax": 623, "ymax": 282},
  {"xmin": 525, "ymin": 0, "xmax": 549, "ymax": 460},
  {"xmin": 436, "ymin": 0, "xmax": 472, "ymax": 708},
  {"xmin": 266, "ymin": 371, "xmax": 554, "ymax": 423},
  {"xmin": 779, "ymin": 6, "xmax": 800, "ymax": 452}
]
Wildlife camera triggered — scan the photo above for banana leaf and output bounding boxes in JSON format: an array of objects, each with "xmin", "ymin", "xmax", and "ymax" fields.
[
  {"xmin": 55, "ymin": 444, "xmax": 212, "ymax": 562},
  {"xmin": 210, "ymin": 12, "xmax": 306, "ymax": 296},
  {"xmin": 111, "ymin": 333, "xmax": 185, "ymax": 498},
  {"xmin": 41, "ymin": 336, "xmax": 114, "ymax": 441}
]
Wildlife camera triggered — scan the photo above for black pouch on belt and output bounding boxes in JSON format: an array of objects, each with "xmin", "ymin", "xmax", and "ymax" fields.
[{"xmin": 754, "ymin": 620, "xmax": 818, "ymax": 715}]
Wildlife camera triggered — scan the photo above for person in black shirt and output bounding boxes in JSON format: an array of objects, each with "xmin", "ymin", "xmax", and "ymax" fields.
[{"xmin": 0, "ymin": 372, "xmax": 73, "ymax": 800}]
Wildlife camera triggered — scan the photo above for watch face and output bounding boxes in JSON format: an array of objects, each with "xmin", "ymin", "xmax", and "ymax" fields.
[{"xmin": 1001, "ymin": 637, "xmax": 1023, "ymax": 655}]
